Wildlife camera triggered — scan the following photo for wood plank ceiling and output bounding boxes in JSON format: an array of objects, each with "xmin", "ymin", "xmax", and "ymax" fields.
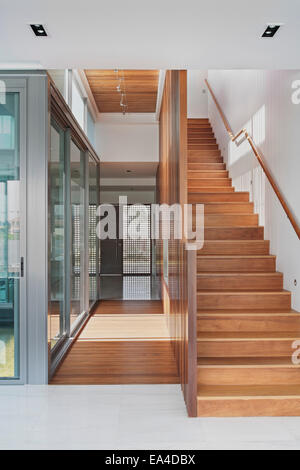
[{"xmin": 85, "ymin": 69, "xmax": 159, "ymax": 113}]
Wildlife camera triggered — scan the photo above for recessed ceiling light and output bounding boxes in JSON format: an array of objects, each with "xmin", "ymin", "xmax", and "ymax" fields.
[
  {"xmin": 30, "ymin": 24, "xmax": 47, "ymax": 37},
  {"xmin": 262, "ymin": 24, "xmax": 281, "ymax": 38}
]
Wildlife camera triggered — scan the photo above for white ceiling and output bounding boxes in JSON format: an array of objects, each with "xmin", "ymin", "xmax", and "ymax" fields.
[{"xmin": 1, "ymin": 0, "xmax": 300, "ymax": 69}]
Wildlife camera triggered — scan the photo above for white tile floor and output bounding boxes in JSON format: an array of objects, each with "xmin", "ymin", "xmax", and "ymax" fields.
[{"xmin": 1, "ymin": 384, "xmax": 300, "ymax": 450}]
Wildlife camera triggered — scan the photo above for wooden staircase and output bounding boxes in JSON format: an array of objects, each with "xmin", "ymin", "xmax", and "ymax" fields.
[{"xmin": 188, "ymin": 118, "xmax": 300, "ymax": 417}]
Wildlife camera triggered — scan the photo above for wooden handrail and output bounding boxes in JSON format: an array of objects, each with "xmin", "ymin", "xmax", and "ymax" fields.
[{"xmin": 205, "ymin": 78, "xmax": 300, "ymax": 240}]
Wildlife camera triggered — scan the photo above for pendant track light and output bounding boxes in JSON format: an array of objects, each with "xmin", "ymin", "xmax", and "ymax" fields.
[{"xmin": 115, "ymin": 69, "xmax": 128, "ymax": 114}]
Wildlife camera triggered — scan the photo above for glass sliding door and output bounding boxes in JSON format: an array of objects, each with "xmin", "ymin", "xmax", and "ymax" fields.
[
  {"xmin": 88, "ymin": 156, "xmax": 99, "ymax": 307},
  {"xmin": 70, "ymin": 140, "xmax": 85, "ymax": 329},
  {"xmin": 48, "ymin": 121, "xmax": 66, "ymax": 350},
  {"xmin": 0, "ymin": 90, "xmax": 22, "ymax": 379}
]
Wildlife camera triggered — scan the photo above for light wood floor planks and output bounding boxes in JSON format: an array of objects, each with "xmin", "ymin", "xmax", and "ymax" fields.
[
  {"xmin": 51, "ymin": 301, "xmax": 179, "ymax": 385},
  {"xmin": 79, "ymin": 315, "xmax": 170, "ymax": 340}
]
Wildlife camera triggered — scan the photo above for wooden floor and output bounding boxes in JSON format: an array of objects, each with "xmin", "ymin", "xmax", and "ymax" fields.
[
  {"xmin": 93, "ymin": 300, "xmax": 163, "ymax": 315},
  {"xmin": 51, "ymin": 301, "xmax": 179, "ymax": 385}
]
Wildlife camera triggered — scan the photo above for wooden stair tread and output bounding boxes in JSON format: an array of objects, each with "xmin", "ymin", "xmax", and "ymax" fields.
[
  {"xmin": 188, "ymin": 191, "xmax": 247, "ymax": 195},
  {"xmin": 200, "ymin": 202, "xmax": 252, "ymax": 205},
  {"xmin": 198, "ymin": 357, "xmax": 300, "ymax": 367},
  {"xmin": 201, "ymin": 240, "xmax": 267, "ymax": 243},
  {"xmin": 197, "ymin": 331, "xmax": 300, "ymax": 340},
  {"xmin": 197, "ymin": 289, "xmax": 289, "ymax": 293},
  {"xmin": 197, "ymin": 309, "xmax": 299, "ymax": 316},
  {"xmin": 188, "ymin": 170, "xmax": 227, "ymax": 173},
  {"xmin": 197, "ymin": 272, "xmax": 282, "ymax": 276},
  {"xmin": 197, "ymin": 254, "xmax": 275, "ymax": 259},
  {"xmin": 197, "ymin": 385, "xmax": 300, "ymax": 398}
]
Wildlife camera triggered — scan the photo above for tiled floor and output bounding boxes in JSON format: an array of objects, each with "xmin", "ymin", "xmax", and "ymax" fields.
[{"xmin": 1, "ymin": 385, "xmax": 300, "ymax": 450}]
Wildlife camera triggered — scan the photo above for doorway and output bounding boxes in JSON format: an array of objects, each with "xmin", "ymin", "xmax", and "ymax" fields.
[
  {"xmin": 100, "ymin": 203, "xmax": 158, "ymax": 300},
  {"xmin": 0, "ymin": 82, "xmax": 26, "ymax": 383},
  {"xmin": 100, "ymin": 206, "xmax": 123, "ymax": 275}
]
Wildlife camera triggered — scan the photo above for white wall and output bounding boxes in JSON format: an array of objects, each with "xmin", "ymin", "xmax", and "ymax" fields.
[
  {"xmin": 95, "ymin": 114, "xmax": 159, "ymax": 163},
  {"xmin": 100, "ymin": 188, "xmax": 156, "ymax": 205},
  {"xmin": 208, "ymin": 70, "xmax": 300, "ymax": 309},
  {"xmin": 187, "ymin": 70, "xmax": 208, "ymax": 118}
]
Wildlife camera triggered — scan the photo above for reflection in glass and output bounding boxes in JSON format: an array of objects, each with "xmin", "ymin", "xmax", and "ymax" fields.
[
  {"xmin": 0, "ymin": 91, "xmax": 20, "ymax": 378},
  {"xmin": 88, "ymin": 157, "xmax": 98, "ymax": 307},
  {"xmin": 87, "ymin": 108, "xmax": 95, "ymax": 146},
  {"xmin": 70, "ymin": 141, "xmax": 85, "ymax": 327},
  {"xmin": 49, "ymin": 123, "xmax": 65, "ymax": 349},
  {"xmin": 47, "ymin": 70, "xmax": 67, "ymax": 100},
  {"xmin": 71, "ymin": 80, "xmax": 84, "ymax": 130}
]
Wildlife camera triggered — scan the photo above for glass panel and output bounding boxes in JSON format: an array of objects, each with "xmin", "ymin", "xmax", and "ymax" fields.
[
  {"xmin": 87, "ymin": 108, "xmax": 95, "ymax": 146},
  {"xmin": 48, "ymin": 123, "xmax": 65, "ymax": 349},
  {"xmin": 0, "ymin": 91, "xmax": 20, "ymax": 378},
  {"xmin": 163, "ymin": 240, "xmax": 168, "ymax": 285},
  {"xmin": 48, "ymin": 70, "xmax": 67, "ymax": 100},
  {"xmin": 70, "ymin": 141, "xmax": 85, "ymax": 327},
  {"xmin": 88, "ymin": 157, "xmax": 98, "ymax": 307},
  {"xmin": 72, "ymin": 80, "xmax": 84, "ymax": 130}
]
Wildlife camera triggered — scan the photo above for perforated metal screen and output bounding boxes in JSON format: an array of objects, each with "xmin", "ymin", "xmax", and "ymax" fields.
[{"xmin": 122, "ymin": 204, "xmax": 151, "ymax": 275}]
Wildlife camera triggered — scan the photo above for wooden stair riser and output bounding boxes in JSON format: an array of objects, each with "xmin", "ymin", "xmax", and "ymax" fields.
[
  {"xmin": 197, "ymin": 256, "xmax": 275, "ymax": 272},
  {"xmin": 189, "ymin": 193, "xmax": 249, "ymax": 203},
  {"xmin": 197, "ymin": 396, "xmax": 300, "ymax": 417},
  {"xmin": 198, "ymin": 314, "xmax": 300, "ymax": 333},
  {"xmin": 188, "ymin": 144, "xmax": 219, "ymax": 150},
  {"xmin": 188, "ymin": 119, "xmax": 210, "ymax": 124},
  {"xmin": 188, "ymin": 140, "xmax": 217, "ymax": 146},
  {"xmin": 188, "ymin": 133, "xmax": 215, "ymax": 139},
  {"xmin": 188, "ymin": 129, "xmax": 213, "ymax": 133},
  {"xmin": 188, "ymin": 179, "xmax": 232, "ymax": 188},
  {"xmin": 188, "ymin": 136, "xmax": 215, "ymax": 141},
  {"xmin": 188, "ymin": 149, "xmax": 221, "ymax": 157},
  {"xmin": 188, "ymin": 187, "xmax": 235, "ymax": 194},
  {"xmin": 201, "ymin": 203, "xmax": 254, "ymax": 214},
  {"xmin": 188, "ymin": 171, "xmax": 229, "ymax": 179},
  {"xmin": 193, "ymin": 214, "xmax": 259, "ymax": 227},
  {"xmin": 199, "ymin": 240, "xmax": 269, "ymax": 255},
  {"xmin": 197, "ymin": 366, "xmax": 300, "ymax": 386},
  {"xmin": 197, "ymin": 338, "xmax": 297, "ymax": 357},
  {"xmin": 188, "ymin": 163, "xmax": 226, "ymax": 170},
  {"xmin": 203, "ymin": 227, "xmax": 264, "ymax": 240},
  {"xmin": 189, "ymin": 159, "xmax": 224, "ymax": 165},
  {"xmin": 197, "ymin": 273, "xmax": 283, "ymax": 291},
  {"xmin": 197, "ymin": 291, "xmax": 291, "ymax": 310},
  {"xmin": 188, "ymin": 125, "xmax": 211, "ymax": 130}
]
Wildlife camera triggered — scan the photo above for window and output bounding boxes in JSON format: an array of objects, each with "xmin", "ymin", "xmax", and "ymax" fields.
[
  {"xmin": 88, "ymin": 156, "xmax": 99, "ymax": 306},
  {"xmin": 87, "ymin": 107, "xmax": 95, "ymax": 146},
  {"xmin": 48, "ymin": 70, "xmax": 67, "ymax": 101},
  {"xmin": 70, "ymin": 140, "xmax": 85, "ymax": 328},
  {"xmin": 49, "ymin": 122, "xmax": 66, "ymax": 349},
  {"xmin": 71, "ymin": 79, "xmax": 85, "ymax": 130},
  {"xmin": 0, "ymin": 91, "xmax": 21, "ymax": 378}
]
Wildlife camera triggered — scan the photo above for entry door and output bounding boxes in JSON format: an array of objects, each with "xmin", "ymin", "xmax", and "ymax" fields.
[
  {"xmin": 100, "ymin": 206, "xmax": 123, "ymax": 275},
  {"xmin": 0, "ymin": 84, "xmax": 26, "ymax": 382}
]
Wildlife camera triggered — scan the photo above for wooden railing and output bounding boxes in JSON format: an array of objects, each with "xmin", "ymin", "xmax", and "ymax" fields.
[{"xmin": 205, "ymin": 79, "xmax": 300, "ymax": 240}]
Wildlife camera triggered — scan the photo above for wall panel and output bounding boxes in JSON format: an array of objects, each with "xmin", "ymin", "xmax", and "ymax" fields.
[{"xmin": 157, "ymin": 70, "xmax": 197, "ymax": 416}]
